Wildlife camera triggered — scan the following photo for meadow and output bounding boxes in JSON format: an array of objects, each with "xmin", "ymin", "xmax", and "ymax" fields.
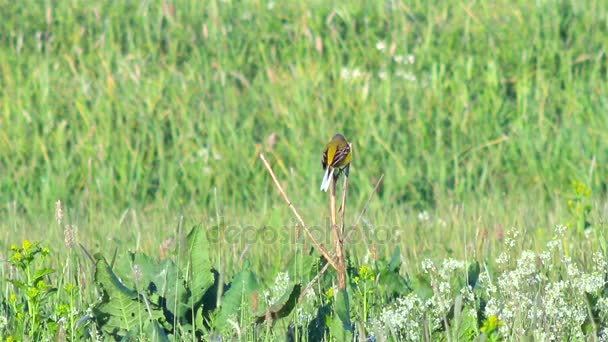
[{"xmin": 1, "ymin": 0, "xmax": 608, "ymax": 340}]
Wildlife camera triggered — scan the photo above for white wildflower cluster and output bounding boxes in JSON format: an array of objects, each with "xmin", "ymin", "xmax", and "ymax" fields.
[
  {"xmin": 553, "ymin": 224, "xmax": 567, "ymax": 237},
  {"xmin": 263, "ymin": 271, "xmax": 290, "ymax": 305},
  {"xmin": 371, "ymin": 294, "xmax": 428, "ymax": 341},
  {"xmin": 353, "ymin": 40, "xmax": 419, "ymax": 82},
  {"xmin": 340, "ymin": 67, "xmax": 366, "ymax": 81},
  {"xmin": 421, "ymin": 259, "xmax": 473, "ymax": 326},
  {"xmin": 417, "ymin": 210, "xmax": 430, "ymax": 222},
  {"xmin": 546, "ymin": 225, "xmax": 566, "ymax": 253},
  {"xmin": 495, "ymin": 252, "xmax": 509, "ymax": 266},
  {"xmin": 597, "ymin": 297, "xmax": 608, "ymax": 324},
  {"xmin": 429, "ymin": 258, "xmax": 467, "ymax": 323},
  {"xmin": 478, "ymin": 270, "xmax": 496, "ymax": 298},
  {"xmin": 296, "ymin": 285, "xmax": 318, "ymax": 324},
  {"xmin": 484, "ymin": 225, "xmax": 607, "ymax": 339},
  {"xmin": 504, "ymin": 228, "xmax": 520, "ymax": 249},
  {"xmin": 393, "ymin": 54, "xmax": 415, "ymax": 65},
  {"xmin": 373, "ymin": 257, "xmax": 473, "ymax": 340},
  {"xmin": 372, "ymin": 225, "xmax": 607, "ymax": 340},
  {"xmin": 395, "ymin": 70, "xmax": 417, "ymax": 82},
  {"xmin": 439, "ymin": 258, "xmax": 465, "ymax": 275},
  {"xmin": 421, "ymin": 258, "xmax": 435, "ymax": 274},
  {"xmin": 593, "ymin": 252, "xmax": 608, "ymax": 273}
]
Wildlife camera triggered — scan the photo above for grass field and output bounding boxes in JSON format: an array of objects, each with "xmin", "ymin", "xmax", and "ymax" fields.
[{"xmin": 1, "ymin": 0, "xmax": 608, "ymax": 340}]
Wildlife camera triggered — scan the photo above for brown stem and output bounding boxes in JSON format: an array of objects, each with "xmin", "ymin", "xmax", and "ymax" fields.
[
  {"xmin": 340, "ymin": 176, "xmax": 349, "ymax": 236},
  {"xmin": 298, "ymin": 174, "xmax": 384, "ymax": 302},
  {"xmin": 330, "ymin": 176, "xmax": 347, "ymax": 290},
  {"xmin": 259, "ymin": 153, "xmax": 338, "ymax": 270}
]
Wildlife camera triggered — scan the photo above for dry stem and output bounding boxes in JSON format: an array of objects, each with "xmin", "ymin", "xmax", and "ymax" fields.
[
  {"xmin": 259, "ymin": 153, "xmax": 338, "ymax": 270},
  {"xmin": 330, "ymin": 176, "xmax": 347, "ymax": 290}
]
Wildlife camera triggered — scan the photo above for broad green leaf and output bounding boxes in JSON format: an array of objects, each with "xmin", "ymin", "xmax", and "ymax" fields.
[
  {"xmin": 92, "ymin": 254, "xmax": 166, "ymax": 337},
  {"xmin": 129, "ymin": 252, "xmax": 188, "ymax": 320},
  {"xmin": 334, "ymin": 289, "xmax": 352, "ymax": 330},
  {"xmin": 378, "ymin": 269, "xmax": 409, "ymax": 297},
  {"xmin": 186, "ymin": 226, "xmax": 214, "ymax": 305},
  {"xmin": 329, "ymin": 290, "xmax": 354, "ymax": 342},
  {"xmin": 146, "ymin": 320, "xmax": 171, "ymax": 342},
  {"xmin": 215, "ymin": 270, "xmax": 259, "ymax": 332}
]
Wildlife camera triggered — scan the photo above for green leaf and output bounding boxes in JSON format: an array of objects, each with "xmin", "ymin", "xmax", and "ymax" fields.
[
  {"xmin": 146, "ymin": 320, "xmax": 171, "ymax": 342},
  {"xmin": 129, "ymin": 252, "xmax": 188, "ymax": 320},
  {"xmin": 408, "ymin": 273, "xmax": 434, "ymax": 300},
  {"xmin": 8, "ymin": 279, "xmax": 27, "ymax": 290},
  {"xmin": 255, "ymin": 283, "xmax": 302, "ymax": 322},
  {"xmin": 378, "ymin": 269, "xmax": 409, "ymax": 297},
  {"xmin": 194, "ymin": 306, "xmax": 206, "ymax": 333},
  {"xmin": 215, "ymin": 270, "xmax": 259, "ymax": 332},
  {"xmin": 456, "ymin": 304, "xmax": 479, "ymax": 341},
  {"xmin": 467, "ymin": 261, "xmax": 480, "ymax": 289},
  {"xmin": 387, "ymin": 246, "xmax": 402, "ymax": 272},
  {"xmin": 186, "ymin": 226, "xmax": 214, "ymax": 305},
  {"xmin": 92, "ymin": 255, "xmax": 166, "ymax": 337},
  {"xmin": 329, "ymin": 291, "xmax": 354, "ymax": 342},
  {"xmin": 33, "ymin": 267, "xmax": 55, "ymax": 283},
  {"xmin": 334, "ymin": 289, "xmax": 352, "ymax": 331}
]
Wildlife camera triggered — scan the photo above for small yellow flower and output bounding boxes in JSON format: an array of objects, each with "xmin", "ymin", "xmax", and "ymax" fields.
[
  {"xmin": 480, "ymin": 315, "xmax": 504, "ymax": 334},
  {"xmin": 359, "ymin": 265, "xmax": 374, "ymax": 281},
  {"xmin": 27, "ymin": 287, "xmax": 40, "ymax": 299},
  {"xmin": 36, "ymin": 280, "xmax": 47, "ymax": 290},
  {"xmin": 22, "ymin": 240, "xmax": 32, "ymax": 252},
  {"xmin": 11, "ymin": 251, "xmax": 22, "ymax": 262},
  {"xmin": 56, "ymin": 304, "xmax": 70, "ymax": 316}
]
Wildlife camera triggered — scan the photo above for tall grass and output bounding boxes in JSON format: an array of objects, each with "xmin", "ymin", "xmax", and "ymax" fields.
[{"xmin": 1, "ymin": 1, "xmax": 608, "ymax": 339}]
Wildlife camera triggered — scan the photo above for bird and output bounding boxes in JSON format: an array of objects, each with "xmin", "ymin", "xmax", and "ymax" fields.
[{"xmin": 320, "ymin": 133, "xmax": 352, "ymax": 192}]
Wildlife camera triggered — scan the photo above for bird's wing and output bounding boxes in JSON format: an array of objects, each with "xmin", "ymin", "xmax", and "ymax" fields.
[{"xmin": 331, "ymin": 144, "xmax": 351, "ymax": 168}]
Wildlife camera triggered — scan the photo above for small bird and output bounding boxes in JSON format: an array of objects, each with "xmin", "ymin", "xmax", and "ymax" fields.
[{"xmin": 320, "ymin": 133, "xmax": 352, "ymax": 192}]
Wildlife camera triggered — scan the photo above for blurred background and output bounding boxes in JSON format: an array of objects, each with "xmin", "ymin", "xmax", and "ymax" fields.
[{"xmin": 1, "ymin": 0, "xmax": 607, "ymax": 262}]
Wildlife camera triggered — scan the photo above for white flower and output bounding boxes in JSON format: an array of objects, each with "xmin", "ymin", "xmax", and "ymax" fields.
[
  {"xmin": 421, "ymin": 259, "xmax": 434, "ymax": 273},
  {"xmin": 417, "ymin": 210, "xmax": 430, "ymax": 222},
  {"xmin": 375, "ymin": 41, "xmax": 386, "ymax": 51},
  {"xmin": 372, "ymin": 294, "xmax": 426, "ymax": 341},
  {"xmin": 340, "ymin": 67, "xmax": 364, "ymax": 80},
  {"xmin": 554, "ymin": 224, "xmax": 567, "ymax": 237},
  {"xmin": 393, "ymin": 54, "xmax": 415, "ymax": 64},
  {"xmin": 395, "ymin": 70, "xmax": 417, "ymax": 82}
]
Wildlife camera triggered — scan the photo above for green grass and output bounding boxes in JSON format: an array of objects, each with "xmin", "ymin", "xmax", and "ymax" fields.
[{"xmin": 1, "ymin": 0, "xmax": 608, "ymax": 340}]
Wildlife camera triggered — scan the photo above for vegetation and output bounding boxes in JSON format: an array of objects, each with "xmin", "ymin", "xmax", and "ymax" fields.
[{"xmin": 1, "ymin": 0, "xmax": 607, "ymax": 340}]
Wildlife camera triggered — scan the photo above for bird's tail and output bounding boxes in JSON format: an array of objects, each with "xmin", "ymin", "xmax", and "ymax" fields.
[{"xmin": 320, "ymin": 167, "xmax": 334, "ymax": 192}]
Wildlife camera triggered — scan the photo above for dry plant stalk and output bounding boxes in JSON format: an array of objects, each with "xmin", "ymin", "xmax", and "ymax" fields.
[
  {"xmin": 299, "ymin": 174, "xmax": 384, "ymax": 303},
  {"xmin": 259, "ymin": 153, "xmax": 338, "ymax": 270},
  {"xmin": 329, "ymin": 175, "xmax": 347, "ymax": 290}
]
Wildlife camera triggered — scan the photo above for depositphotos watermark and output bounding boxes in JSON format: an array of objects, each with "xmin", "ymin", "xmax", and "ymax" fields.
[{"xmin": 204, "ymin": 218, "xmax": 401, "ymax": 245}]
